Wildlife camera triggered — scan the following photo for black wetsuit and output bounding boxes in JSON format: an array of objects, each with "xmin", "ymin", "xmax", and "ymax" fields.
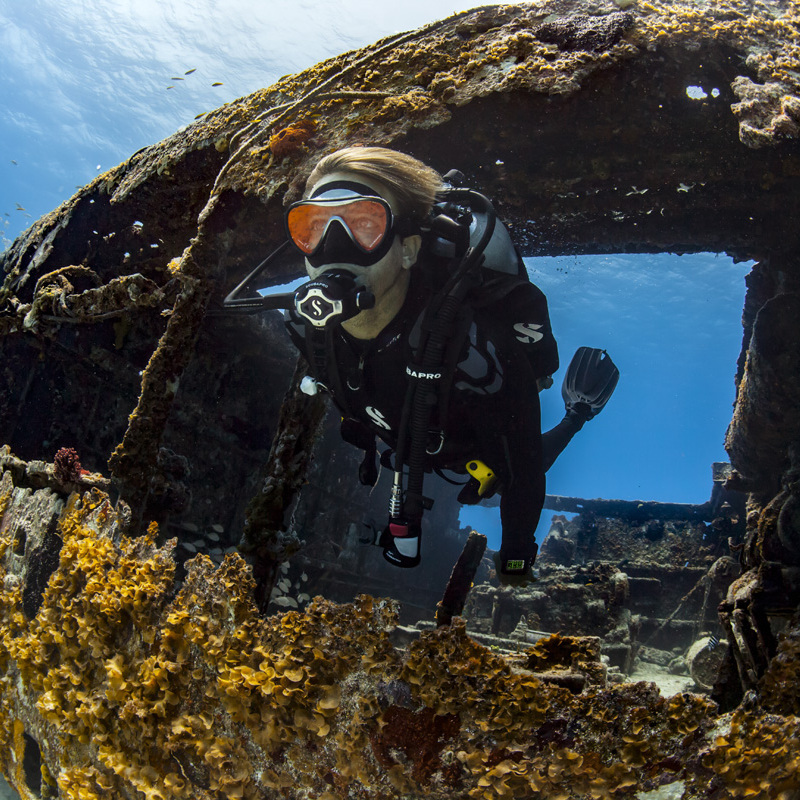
[{"xmin": 286, "ymin": 262, "xmax": 559, "ymax": 563}]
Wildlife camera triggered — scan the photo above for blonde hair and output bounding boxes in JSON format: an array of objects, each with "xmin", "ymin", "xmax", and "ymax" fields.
[{"xmin": 305, "ymin": 146, "xmax": 443, "ymax": 225}]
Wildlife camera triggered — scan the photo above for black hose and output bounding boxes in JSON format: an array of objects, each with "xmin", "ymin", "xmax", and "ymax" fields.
[
  {"xmin": 402, "ymin": 293, "xmax": 461, "ymax": 519},
  {"xmin": 223, "ymin": 241, "xmax": 298, "ymax": 313},
  {"xmin": 399, "ymin": 190, "xmax": 497, "ymax": 521}
]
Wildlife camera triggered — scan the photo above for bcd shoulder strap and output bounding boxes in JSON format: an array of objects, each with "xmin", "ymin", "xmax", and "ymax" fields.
[{"xmin": 469, "ymin": 272, "xmax": 531, "ymax": 308}]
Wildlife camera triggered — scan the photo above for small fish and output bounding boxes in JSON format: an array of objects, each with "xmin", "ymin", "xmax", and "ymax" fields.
[
  {"xmin": 166, "ymin": 85, "xmax": 174, "ymax": 90},
  {"xmin": 185, "ymin": 68, "xmax": 197, "ymax": 75},
  {"xmin": 11, "ymin": 159, "xmax": 17, "ymax": 165},
  {"xmin": 707, "ymin": 635, "xmax": 720, "ymax": 651},
  {"xmin": 212, "ymin": 82, "xmax": 223, "ymax": 87},
  {"xmin": 194, "ymin": 112, "xmax": 206, "ymax": 119},
  {"xmin": 171, "ymin": 76, "xmax": 184, "ymax": 80},
  {"xmin": 15, "ymin": 203, "xmax": 25, "ymax": 211}
]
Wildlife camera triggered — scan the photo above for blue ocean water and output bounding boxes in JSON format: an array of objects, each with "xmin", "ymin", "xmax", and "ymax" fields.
[
  {"xmin": 461, "ymin": 252, "xmax": 752, "ymax": 550},
  {"xmin": 0, "ymin": 0, "xmax": 477, "ymax": 248}
]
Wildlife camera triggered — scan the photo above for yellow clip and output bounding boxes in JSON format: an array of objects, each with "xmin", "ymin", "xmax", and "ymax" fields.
[{"xmin": 466, "ymin": 459, "xmax": 496, "ymax": 497}]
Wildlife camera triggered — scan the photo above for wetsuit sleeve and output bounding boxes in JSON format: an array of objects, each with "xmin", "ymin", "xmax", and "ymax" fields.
[
  {"xmin": 469, "ymin": 363, "xmax": 544, "ymax": 565},
  {"xmin": 499, "ymin": 281, "xmax": 559, "ymax": 380},
  {"xmin": 453, "ymin": 278, "xmax": 556, "ymax": 563}
]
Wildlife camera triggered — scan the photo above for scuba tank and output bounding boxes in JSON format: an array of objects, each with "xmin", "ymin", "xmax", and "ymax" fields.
[{"xmin": 424, "ymin": 170, "xmax": 524, "ymax": 279}]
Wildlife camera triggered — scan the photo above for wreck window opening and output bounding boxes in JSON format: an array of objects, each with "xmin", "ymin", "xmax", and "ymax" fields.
[{"xmin": 460, "ymin": 251, "xmax": 752, "ymax": 551}]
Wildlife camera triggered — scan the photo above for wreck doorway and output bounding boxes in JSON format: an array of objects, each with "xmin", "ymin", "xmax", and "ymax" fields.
[
  {"xmin": 458, "ymin": 250, "xmax": 753, "ymax": 550},
  {"xmin": 535, "ymin": 251, "xmax": 752, "ymax": 501}
]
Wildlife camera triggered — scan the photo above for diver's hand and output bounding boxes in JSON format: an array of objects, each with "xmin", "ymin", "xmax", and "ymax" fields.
[{"xmin": 492, "ymin": 552, "xmax": 536, "ymax": 587}]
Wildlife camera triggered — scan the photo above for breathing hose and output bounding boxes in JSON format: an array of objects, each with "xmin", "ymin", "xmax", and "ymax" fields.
[{"xmin": 391, "ymin": 189, "xmax": 497, "ymax": 526}]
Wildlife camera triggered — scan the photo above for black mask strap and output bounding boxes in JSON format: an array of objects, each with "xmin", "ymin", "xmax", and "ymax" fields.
[{"xmin": 310, "ymin": 180, "xmax": 381, "ymax": 199}]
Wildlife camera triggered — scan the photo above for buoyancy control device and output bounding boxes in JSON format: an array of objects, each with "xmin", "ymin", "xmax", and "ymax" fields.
[{"xmin": 222, "ymin": 170, "xmax": 529, "ymax": 566}]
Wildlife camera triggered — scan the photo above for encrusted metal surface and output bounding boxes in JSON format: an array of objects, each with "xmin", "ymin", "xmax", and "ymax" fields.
[{"xmin": 2, "ymin": 2, "xmax": 800, "ymax": 795}]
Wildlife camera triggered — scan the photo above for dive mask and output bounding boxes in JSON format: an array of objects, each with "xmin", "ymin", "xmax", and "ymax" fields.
[{"xmin": 286, "ymin": 181, "xmax": 397, "ymax": 269}]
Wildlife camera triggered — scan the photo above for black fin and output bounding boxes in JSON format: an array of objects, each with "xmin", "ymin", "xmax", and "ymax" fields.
[{"xmin": 561, "ymin": 347, "xmax": 620, "ymax": 419}]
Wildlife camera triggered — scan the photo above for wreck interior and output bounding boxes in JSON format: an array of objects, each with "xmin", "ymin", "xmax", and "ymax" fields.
[{"xmin": 2, "ymin": 1, "xmax": 800, "ymax": 797}]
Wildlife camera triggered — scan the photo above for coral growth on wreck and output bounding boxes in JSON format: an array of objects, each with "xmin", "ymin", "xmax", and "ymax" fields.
[
  {"xmin": 1, "ymin": 1, "xmax": 800, "ymax": 798},
  {"xmin": 268, "ymin": 119, "xmax": 318, "ymax": 162},
  {"xmin": 53, "ymin": 448, "xmax": 84, "ymax": 484},
  {"xmin": 2, "ymin": 477, "xmax": 800, "ymax": 799}
]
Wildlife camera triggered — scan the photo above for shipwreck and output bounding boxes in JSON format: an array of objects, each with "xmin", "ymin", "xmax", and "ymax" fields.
[{"xmin": 2, "ymin": 0, "xmax": 800, "ymax": 797}]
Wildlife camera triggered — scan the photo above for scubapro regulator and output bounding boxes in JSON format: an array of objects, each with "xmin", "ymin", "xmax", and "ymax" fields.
[{"xmin": 293, "ymin": 269, "xmax": 375, "ymax": 328}]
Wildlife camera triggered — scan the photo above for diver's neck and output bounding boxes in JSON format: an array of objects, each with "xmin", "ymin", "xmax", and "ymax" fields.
[{"xmin": 342, "ymin": 270, "xmax": 410, "ymax": 340}]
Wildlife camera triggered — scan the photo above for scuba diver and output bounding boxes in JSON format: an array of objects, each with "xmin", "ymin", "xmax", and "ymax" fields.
[{"xmin": 225, "ymin": 146, "xmax": 619, "ymax": 585}]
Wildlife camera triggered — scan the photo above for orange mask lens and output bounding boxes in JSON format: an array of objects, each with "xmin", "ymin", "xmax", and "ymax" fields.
[{"xmin": 287, "ymin": 198, "xmax": 389, "ymax": 254}]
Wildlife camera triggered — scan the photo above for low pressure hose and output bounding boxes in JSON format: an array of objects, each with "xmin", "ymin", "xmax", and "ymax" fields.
[
  {"xmin": 393, "ymin": 190, "xmax": 497, "ymax": 524},
  {"xmin": 403, "ymin": 293, "xmax": 461, "ymax": 520}
]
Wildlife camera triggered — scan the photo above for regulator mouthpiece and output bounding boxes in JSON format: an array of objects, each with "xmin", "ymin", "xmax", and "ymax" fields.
[{"xmin": 293, "ymin": 269, "xmax": 375, "ymax": 328}]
